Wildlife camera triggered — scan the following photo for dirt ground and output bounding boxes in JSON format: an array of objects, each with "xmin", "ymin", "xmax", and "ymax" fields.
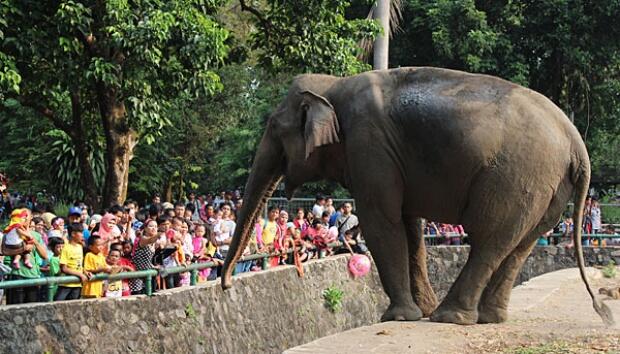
[{"xmin": 285, "ymin": 267, "xmax": 620, "ymax": 354}]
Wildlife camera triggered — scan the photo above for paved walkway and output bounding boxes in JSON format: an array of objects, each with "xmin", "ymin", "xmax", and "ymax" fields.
[{"xmin": 285, "ymin": 267, "xmax": 620, "ymax": 354}]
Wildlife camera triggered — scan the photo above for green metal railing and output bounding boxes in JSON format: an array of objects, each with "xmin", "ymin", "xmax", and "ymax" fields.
[
  {"xmin": 545, "ymin": 233, "xmax": 620, "ymax": 247},
  {"xmin": 0, "ymin": 244, "xmax": 338, "ymax": 302},
  {"xmin": 1, "ymin": 234, "xmax": 618, "ymax": 303}
]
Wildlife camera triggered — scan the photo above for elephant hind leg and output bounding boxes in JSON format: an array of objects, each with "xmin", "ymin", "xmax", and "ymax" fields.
[
  {"xmin": 431, "ymin": 174, "xmax": 554, "ymax": 325},
  {"xmin": 477, "ymin": 183, "xmax": 571, "ymax": 323},
  {"xmin": 405, "ymin": 217, "xmax": 438, "ymax": 317}
]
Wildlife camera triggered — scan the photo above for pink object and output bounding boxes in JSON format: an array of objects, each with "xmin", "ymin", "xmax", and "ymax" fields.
[
  {"xmin": 348, "ymin": 254, "xmax": 371, "ymax": 278},
  {"xmin": 327, "ymin": 226, "xmax": 339, "ymax": 242}
]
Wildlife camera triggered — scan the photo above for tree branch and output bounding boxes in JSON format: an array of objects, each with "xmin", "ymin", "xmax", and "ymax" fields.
[
  {"xmin": 239, "ymin": 0, "xmax": 272, "ymax": 40},
  {"xmin": 17, "ymin": 96, "xmax": 73, "ymax": 134}
]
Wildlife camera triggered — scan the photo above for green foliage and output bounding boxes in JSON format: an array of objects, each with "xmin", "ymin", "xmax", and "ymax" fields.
[
  {"xmin": 249, "ymin": 0, "xmax": 380, "ymax": 76},
  {"xmin": 46, "ymin": 130, "xmax": 105, "ymax": 201},
  {"xmin": 0, "ymin": 103, "xmax": 53, "ymax": 194},
  {"xmin": 322, "ymin": 286, "xmax": 345, "ymax": 313},
  {"xmin": 602, "ymin": 261, "xmax": 617, "ymax": 279},
  {"xmin": 51, "ymin": 202, "xmax": 71, "ymax": 218},
  {"xmin": 1, "ymin": 0, "xmax": 230, "ymax": 202},
  {"xmin": 184, "ymin": 303, "xmax": 197, "ymax": 319},
  {"xmin": 391, "ymin": 0, "xmax": 620, "ymax": 183}
]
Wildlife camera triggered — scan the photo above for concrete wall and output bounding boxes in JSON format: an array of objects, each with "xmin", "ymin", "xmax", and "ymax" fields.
[{"xmin": 1, "ymin": 246, "xmax": 618, "ymax": 354}]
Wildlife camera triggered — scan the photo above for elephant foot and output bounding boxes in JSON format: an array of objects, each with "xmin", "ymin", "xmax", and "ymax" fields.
[
  {"xmin": 381, "ymin": 302, "xmax": 423, "ymax": 322},
  {"xmin": 477, "ymin": 304, "xmax": 508, "ymax": 324},
  {"xmin": 430, "ymin": 303, "xmax": 477, "ymax": 325}
]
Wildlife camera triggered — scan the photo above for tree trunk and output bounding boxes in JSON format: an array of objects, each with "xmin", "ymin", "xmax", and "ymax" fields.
[
  {"xmin": 373, "ymin": 0, "xmax": 390, "ymax": 70},
  {"xmin": 69, "ymin": 91, "xmax": 100, "ymax": 210},
  {"xmin": 164, "ymin": 178, "xmax": 173, "ymax": 203},
  {"xmin": 74, "ymin": 134, "xmax": 100, "ymax": 210},
  {"xmin": 99, "ymin": 92, "xmax": 137, "ymax": 208}
]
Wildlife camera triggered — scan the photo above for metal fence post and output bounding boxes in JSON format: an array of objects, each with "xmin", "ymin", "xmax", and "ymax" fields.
[
  {"xmin": 262, "ymin": 256, "xmax": 269, "ymax": 270},
  {"xmin": 47, "ymin": 284, "xmax": 54, "ymax": 302},
  {"xmin": 146, "ymin": 275, "xmax": 152, "ymax": 296},
  {"xmin": 190, "ymin": 269, "xmax": 198, "ymax": 286}
]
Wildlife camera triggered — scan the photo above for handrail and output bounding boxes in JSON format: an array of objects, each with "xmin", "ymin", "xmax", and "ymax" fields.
[
  {"xmin": 1, "ymin": 233, "xmax": 618, "ymax": 304},
  {"xmin": 0, "ymin": 243, "xmax": 342, "ymax": 302}
]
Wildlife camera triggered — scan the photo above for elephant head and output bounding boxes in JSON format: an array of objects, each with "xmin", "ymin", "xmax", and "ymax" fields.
[{"xmin": 221, "ymin": 74, "xmax": 346, "ymax": 289}]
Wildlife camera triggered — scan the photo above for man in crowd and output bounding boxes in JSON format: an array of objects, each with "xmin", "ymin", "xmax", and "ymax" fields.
[
  {"xmin": 187, "ymin": 192, "xmax": 201, "ymax": 221},
  {"xmin": 312, "ymin": 194, "xmax": 325, "ymax": 219},
  {"xmin": 174, "ymin": 202, "xmax": 186, "ymax": 219},
  {"xmin": 336, "ymin": 202, "xmax": 359, "ymax": 242}
]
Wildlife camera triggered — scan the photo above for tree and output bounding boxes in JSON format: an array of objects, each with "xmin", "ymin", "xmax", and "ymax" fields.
[
  {"xmin": 1, "ymin": 0, "xmax": 229, "ymax": 208},
  {"xmin": 240, "ymin": 0, "xmax": 380, "ymax": 76},
  {"xmin": 391, "ymin": 0, "xmax": 620, "ymax": 182}
]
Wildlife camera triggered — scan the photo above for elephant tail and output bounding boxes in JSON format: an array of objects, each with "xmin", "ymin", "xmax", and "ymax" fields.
[{"xmin": 571, "ymin": 153, "xmax": 615, "ymax": 326}]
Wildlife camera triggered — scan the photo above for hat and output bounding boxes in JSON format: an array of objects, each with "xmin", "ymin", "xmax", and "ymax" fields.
[
  {"xmin": 3, "ymin": 208, "xmax": 28, "ymax": 233},
  {"xmin": 41, "ymin": 212, "xmax": 56, "ymax": 228},
  {"xmin": 90, "ymin": 214, "xmax": 103, "ymax": 225},
  {"xmin": 68, "ymin": 206, "xmax": 82, "ymax": 216},
  {"xmin": 161, "ymin": 202, "xmax": 174, "ymax": 210}
]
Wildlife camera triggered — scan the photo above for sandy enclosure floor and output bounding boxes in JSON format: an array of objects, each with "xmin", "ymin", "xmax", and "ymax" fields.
[{"xmin": 285, "ymin": 267, "xmax": 620, "ymax": 354}]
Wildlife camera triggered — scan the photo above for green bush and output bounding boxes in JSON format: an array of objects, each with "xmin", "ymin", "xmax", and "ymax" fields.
[
  {"xmin": 322, "ymin": 286, "xmax": 344, "ymax": 313},
  {"xmin": 602, "ymin": 261, "xmax": 617, "ymax": 278}
]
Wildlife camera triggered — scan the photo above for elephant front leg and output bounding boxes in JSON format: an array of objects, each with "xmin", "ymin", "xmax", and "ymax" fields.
[{"xmin": 358, "ymin": 207, "xmax": 422, "ymax": 321}]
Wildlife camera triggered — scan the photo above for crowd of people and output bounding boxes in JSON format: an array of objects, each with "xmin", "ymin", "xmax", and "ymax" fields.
[
  {"xmin": 1, "ymin": 185, "xmax": 617, "ymax": 306},
  {"xmin": 0, "ymin": 192, "xmax": 367, "ymax": 305},
  {"xmin": 537, "ymin": 196, "xmax": 619, "ymax": 246}
]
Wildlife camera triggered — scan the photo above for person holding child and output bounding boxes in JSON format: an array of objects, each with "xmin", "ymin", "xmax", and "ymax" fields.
[
  {"xmin": 2, "ymin": 208, "xmax": 35, "ymax": 269},
  {"xmin": 3, "ymin": 208, "xmax": 49, "ymax": 304}
]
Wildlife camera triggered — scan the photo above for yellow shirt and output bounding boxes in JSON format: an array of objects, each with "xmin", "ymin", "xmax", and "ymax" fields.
[
  {"xmin": 59, "ymin": 242, "xmax": 84, "ymax": 288},
  {"xmin": 262, "ymin": 220, "xmax": 278, "ymax": 246},
  {"xmin": 82, "ymin": 252, "xmax": 107, "ymax": 298},
  {"xmin": 205, "ymin": 241, "xmax": 217, "ymax": 257}
]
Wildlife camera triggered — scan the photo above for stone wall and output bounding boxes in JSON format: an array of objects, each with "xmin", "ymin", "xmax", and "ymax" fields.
[
  {"xmin": 427, "ymin": 246, "xmax": 620, "ymax": 300},
  {"xmin": 0, "ymin": 256, "xmax": 388, "ymax": 354},
  {"xmin": 1, "ymin": 246, "xmax": 618, "ymax": 353}
]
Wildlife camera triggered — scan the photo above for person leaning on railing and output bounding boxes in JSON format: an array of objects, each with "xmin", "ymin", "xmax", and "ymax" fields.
[
  {"xmin": 130, "ymin": 219, "xmax": 160, "ymax": 295},
  {"xmin": 3, "ymin": 208, "xmax": 49, "ymax": 304}
]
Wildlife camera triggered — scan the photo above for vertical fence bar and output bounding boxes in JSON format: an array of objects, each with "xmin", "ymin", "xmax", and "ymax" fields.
[
  {"xmin": 190, "ymin": 269, "xmax": 198, "ymax": 286},
  {"xmin": 262, "ymin": 256, "xmax": 268, "ymax": 270},
  {"xmin": 146, "ymin": 275, "xmax": 152, "ymax": 296},
  {"xmin": 47, "ymin": 284, "xmax": 54, "ymax": 302}
]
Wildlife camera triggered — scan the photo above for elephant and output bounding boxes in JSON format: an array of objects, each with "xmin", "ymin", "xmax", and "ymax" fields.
[{"xmin": 221, "ymin": 67, "xmax": 613, "ymax": 326}]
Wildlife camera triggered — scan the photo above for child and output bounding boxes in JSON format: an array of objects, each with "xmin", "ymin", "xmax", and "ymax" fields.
[
  {"xmin": 56, "ymin": 223, "xmax": 91, "ymax": 301},
  {"xmin": 48, "ymin": 216, "xmax": 66, "ymax": 240},
  {"xmin": 162, "ymin": 218, "xmax": 186, "ymax": 288},
  {"xmin": 103, "ymin": 248, "xmax": 132, "ymax": 297},
  {"xmin": 43, "ymin": 237, "xmax": 64, "ymax": 299},
  {"xmin": 82, "ymin": 236, "xmax": 112, "ymax": 298},
  {"xmin": 2, "ymin": 209, "xmax": 34, "ymax": 269},
  {"xmin": 110, "ymin": 242, "xmax": 135, "ymax": 296}
]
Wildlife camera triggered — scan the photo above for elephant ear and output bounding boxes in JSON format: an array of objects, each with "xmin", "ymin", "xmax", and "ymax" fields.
[{"xmin": 300, "ymin": 90, "xmax": 340, "ymax": 159}]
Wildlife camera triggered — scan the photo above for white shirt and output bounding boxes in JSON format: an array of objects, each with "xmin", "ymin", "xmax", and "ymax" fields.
[
  {"xmin": 591, "ymin": 207, "xmax": 602, "ymax": 230},
  {"xmin": 312, "ymin": 204, "xmax": 324, "ymax": 218},
  {"xmin": 214, "ymin": 219, "xmax": 236, "ymax": 252}
]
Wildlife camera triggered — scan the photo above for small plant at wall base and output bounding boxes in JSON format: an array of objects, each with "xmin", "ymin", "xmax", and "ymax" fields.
[
  {"xmin": 185, "ymin": 303, "xmax": 197, "ymax": 319},
  {"xmin": 322, "ymin": 286, "xmax": 344, "ymax": 313},
  {"xmin": 602, "ymin": 261, "xmax": 616, "ymax": 278}
]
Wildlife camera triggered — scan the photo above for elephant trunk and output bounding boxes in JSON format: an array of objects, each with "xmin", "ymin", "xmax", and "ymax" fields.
[{"xmin": 221, "ymin": 130, "xmax": 283, "ymax": 290}]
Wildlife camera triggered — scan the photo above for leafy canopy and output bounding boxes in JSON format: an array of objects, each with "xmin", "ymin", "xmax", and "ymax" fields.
[{"xmin": 248, "ymin": 0, "xmax": 380, "ymax": 76}]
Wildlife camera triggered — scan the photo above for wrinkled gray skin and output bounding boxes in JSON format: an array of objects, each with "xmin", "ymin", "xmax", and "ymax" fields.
[{"xmin": 222, "ymin": 67, "xmax": 612, "ymax": 326}]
